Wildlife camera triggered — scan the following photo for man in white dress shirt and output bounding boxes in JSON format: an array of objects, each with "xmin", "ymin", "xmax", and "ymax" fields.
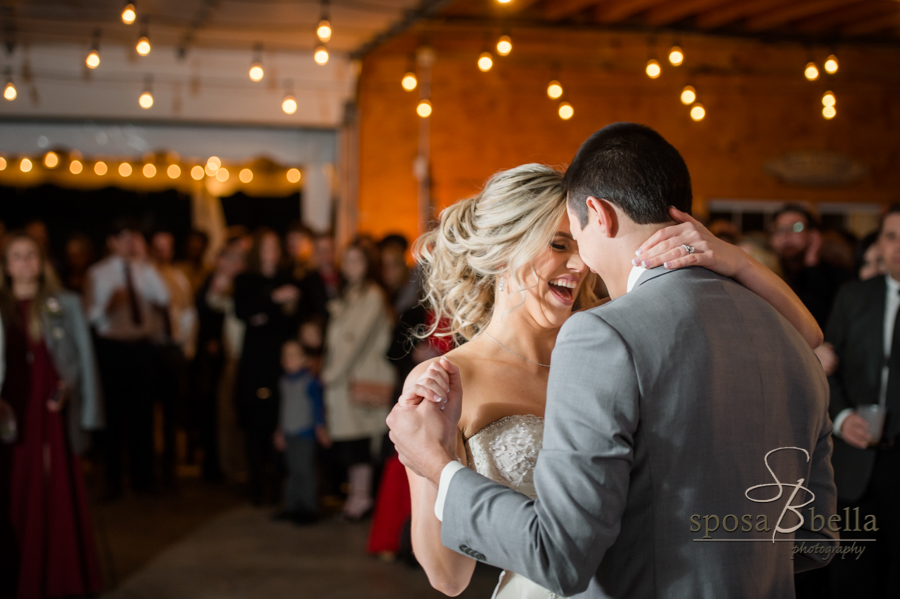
[
  {"xmin": 85, "ymin": 218, "xmax": 169, "ymax": 498},
  {"xmin": 826, "ymin": 204, "xmax": 900, "ymax": 597}
]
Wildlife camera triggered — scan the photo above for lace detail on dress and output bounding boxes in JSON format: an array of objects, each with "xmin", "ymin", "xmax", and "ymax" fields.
[{"xmin": 465, "ymin": 414, "xmax": 544, "ymax": 501}]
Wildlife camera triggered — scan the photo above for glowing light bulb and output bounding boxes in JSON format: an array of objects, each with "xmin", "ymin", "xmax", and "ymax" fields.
[
  {"xmin": 122, "ymin": 3, "xmax": 136, "ymax": 24},
  {"xmin": 249, "ymin": 62, "xmax": 264, "ymax": 82},
  {"xmin": 496, "ymin": 36, "xmax": 512, "ymax": 57},
  {"xmin": 401, "ymin": 72, "xmax": 417, "ymax": 91},
  {"xmin": 498, "ymin": 0, "xmax": 511, "ymax": 4},
  {"xmin": 416, "ymin": 99, "xmax": 432, "ymax": 118},
  {"xmin": 44, "ymin": 152, "xmax": 59, "ymax": 168},
  {"xmin": 558, "ymin": 102, "xmax": 574, "ymax": 120},
  {"xmin": 823, "ymin": 105, "xmax": 836, "ymax": 119},
  {"xmin": 478, "ymin": 52, "xmax": 493, "ymax": 72},
  {"xmin": 314, "ymin": 45, "xmax": 329, "ymax": 65},
  {"xmin": 690, "ymin": 103, "xmax": 706, "ymax": 121},
  {"xmin": 191, "ymin": 165, "xmax": 205, "ymax": 180},
  {"xmin": 216, "ymin": 167, "xmax": 229, "ymax": 182},
  {"xmin": 547, "ymin": 80, "xmax": 563, "ymax": 99},
  {"xmin": 0, "ymin": 157, "xmax": 6, "ymax": 170},
  {"xmin": 139, "ymin": 91, "xmax": 153, "ymax": 109},
  {"xmin": 645, "ymin": 59, "xmax": 661, "ymax": 79},
  {"xmin": 119, "ymin": 162, "xmax": 132, "ymax": 177},
  {"xmin": 824, "ymin": 54, "xmax": 838, "ymax": 74},
  {"xmin": 167, "ymin": 164, "xmax": 181, "ymax": 178},
  {"xmin": 143, "ymin": 163, "xmax": 156, "ymax": 177},
  {"xmin": 20, "ymin": 158, "xmax": 33, "ymax": 173},
  {"xmin": 86, "ymin": 49, "xmax": 100, "ymax": 69},
  {"xmin": 4, "ymin": 81, "xmax": 16, "ymax": 101},
  {"xmin": 94, "ymin": 161, "xmax": 108, "ymax": 175},
  {"xmin": 822, "ymin": 91, "xmax": 836, "ymax": 107},
  {"xmin": 70, "ymin": 160, "xmax": 83, "ymax": 174},
  {"xmin": 804, "ymin": 62, "xmax": 819, "ymax": 81},
  {"xmin": 136, "ymin": 36, "xmax": 151, "ymax": 56},
  {"xmin": 240, "ymin": 168, "xmax": 253, "ymax": 183},
  {"xmin": 680, "ymin": 85, "xmax": 696, "ymax": 105},
  {"xmin": 282, "ymin": 94, "xmax": 297, "ymax": 114},
  {"xmin": 669, "ymin": 46, "xmax": 684, "ymax": 66},
  {"xmin": 207, "ymin": 156, "xmax": 221, "ymax": 169},
  {"xmin": 287, "ymin": 168, "xmax": 301, "ymax": 183},
  {"xmin": 317, "ymin": 19, "xmax": 332, "ymax": 43}
]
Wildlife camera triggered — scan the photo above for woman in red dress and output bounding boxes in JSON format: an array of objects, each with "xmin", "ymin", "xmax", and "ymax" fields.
[{"xmin": 0, "ymin": 232, "xmax": 104, "ymax": 598}]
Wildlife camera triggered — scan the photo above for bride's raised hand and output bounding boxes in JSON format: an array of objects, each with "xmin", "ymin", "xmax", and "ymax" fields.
[
  {"xmin": 397, "ymin": 359, "xmax": 452, "ymax": 408},
  {"xmin": 634, "ymin": 206, "xmax": 748, "ymax": 278}
]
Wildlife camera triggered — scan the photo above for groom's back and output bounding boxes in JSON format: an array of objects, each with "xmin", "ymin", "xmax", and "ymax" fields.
[{"xmin": 584, "ymin": 266, "xmax": 835, "ymax": 599}]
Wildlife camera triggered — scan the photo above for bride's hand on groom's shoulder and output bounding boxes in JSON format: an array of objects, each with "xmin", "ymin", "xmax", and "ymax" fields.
[{"xmin": 634, "ymin": 206, "xmax": 747, "ymax": 279}]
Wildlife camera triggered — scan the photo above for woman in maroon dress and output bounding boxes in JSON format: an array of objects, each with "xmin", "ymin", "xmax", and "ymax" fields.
[{"xmin": 0, "ymin": 232, "xmax": 103, "ymax": 598}]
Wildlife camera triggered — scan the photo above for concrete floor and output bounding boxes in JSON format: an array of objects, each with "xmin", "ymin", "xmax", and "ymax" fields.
[{"xmin": 91, "ymin": 480, "xmax": 499, "ymax": 599}]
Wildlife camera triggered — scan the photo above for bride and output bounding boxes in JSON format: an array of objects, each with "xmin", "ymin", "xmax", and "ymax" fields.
[{"xmin": 399, "ymin": 163, "xmax": 821, "ymax": 598}]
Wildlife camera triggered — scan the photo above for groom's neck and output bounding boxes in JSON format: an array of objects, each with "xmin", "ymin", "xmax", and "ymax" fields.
[{"xmin": 604, "ymin": 222, "xmax": 673, "ymax": 299}]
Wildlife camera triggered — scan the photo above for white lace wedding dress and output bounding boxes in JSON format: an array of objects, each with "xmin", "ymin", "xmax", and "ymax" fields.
[{"xmin": 464, "ymin": 414, "xmax": 566, "ymax": 599}]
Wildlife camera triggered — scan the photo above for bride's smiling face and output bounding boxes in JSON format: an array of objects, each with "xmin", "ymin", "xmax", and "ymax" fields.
[{"xmin": 507, "ymin": 213, "xmax": 588, "ymax": 329}]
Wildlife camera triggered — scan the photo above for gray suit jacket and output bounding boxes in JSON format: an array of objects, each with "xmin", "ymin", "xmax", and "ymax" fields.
[
  {"xmin": 442, "ymin": 267, "xmax": 837, "ymax": 598},
  {"xmin": 41, "ymin": 290, "xmax": 104, "ymax": 454}
]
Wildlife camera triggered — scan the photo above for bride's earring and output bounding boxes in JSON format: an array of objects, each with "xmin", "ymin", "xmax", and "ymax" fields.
[{"xmin": 499, "ymin": 276, "xmax": 505, "ymax": 292}]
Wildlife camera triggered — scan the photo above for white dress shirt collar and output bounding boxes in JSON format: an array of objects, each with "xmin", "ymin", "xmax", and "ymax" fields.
[{"xmin": 626, "ymin": 265, "xmax": 646, "ymax": 293}]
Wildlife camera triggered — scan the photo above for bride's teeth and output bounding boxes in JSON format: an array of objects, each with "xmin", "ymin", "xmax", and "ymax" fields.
[{"xmin": 550, "ymin": 279, "xmax": 576, "ymax": 289}]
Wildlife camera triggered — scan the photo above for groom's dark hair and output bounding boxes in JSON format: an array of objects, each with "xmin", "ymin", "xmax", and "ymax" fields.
[{"xmin": 563, "ymin": 122, "xmax": 692, "ymax": 227}]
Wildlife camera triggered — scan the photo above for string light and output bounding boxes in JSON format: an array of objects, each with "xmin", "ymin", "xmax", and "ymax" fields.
[
  {"xmin": 21, "ymin": 158, "xmax": 33, "ymax": 173},
  {"xmin": 645, "ymin": 59, "xmax": 661, "ymax": 79},
  {"xmin": 690, "ymin": 103, "xmax": 706, "ymax": 121},
  {"xmin": 558, "ymin": 102, "xmax": 574, "ymax": 120},
  {"xmin": 282, "ymin": 93, "xmax": 297, "ymax": 114},
  {"xmin": 822, "ymin": 91, "xmax": 836, "ymax": 107},
  {"xmin": 121, "ymin": 2, "xmax": 136, "ymax": 25},
  {"xmin": 44, "ymin": 152, "xmax": 59, "ymax": 168},
  {"xmin": 401, "ymin": 71, "xmax": 417, "ymax": 91},
  {"xmin": 496, "ymin": 35, "xmax": 512, "ymax": 57},
  {"xmin": 249, "ymin": 44, "xmax": 264, "ymax": 81},
  {"xmin": 287, "ymin": 168, "xmax": 301, "ymax": 183},
  {"xmin": 668, "ymin": 45, "xmax": 684, "ymax": 66},
  {"xmin": 804, "ymin": 62, "xmax": 819, "ymax": 81},
  {"xmin": 143, "ymin": 163, "xmax": 156, "ymax": 177},
  {"xmin": 86, "ymin": 29, "xmax": 101, "ymax": 69},
  {"xmin": 191, "ymin": 165, "xmax": 205, "ymax": 180},
  {"xmin": 547, "ymin": 80, "xmax": 563, "ymax": 99},
  {"xmin": 0, "ymin": 157, "xmax": 6, "ymax": 170},
  {"xmin": 478, "ymin": 52, "xmax": 493, "ymax": 72},
  {"xmin": 136, "ymin": 35, "xmax": 150, "ymax": 56},
  {"xmin": 205, "ymin": 158, "xmax": 219, "ymax": 176},
  {"xmin": 4, "ymin": 70, "xmax": 16, "ymax": 101},
  {"xmin": 317, "ymin": 0, "xmax": 332, "ymax": 42},
  {"xmin": 823, "ymin": 105, "xmax": 836, "ymax": 119},
  {"xmin": 70, "ymin": 160, "xmax": 83, "ymax": 174},
  {"xmin": 824, "ymin": 54, "xmax": 839, "ymax": 74},
  {"xmin": 240, "ymin": 168, "xmax": 253, "ymax": 183},
  {"xmin": 416, "ymin": 99, "xmax": 432, "ymax": 118},
  {"xmin": 167, "ymin": 164, "xmax": 181, "ymax": 178},
  {"xmin": 119, "ymin": 163, "xmax": 132, "ymax": 177},
  {"xmin": 680, "ymin": 85, "xmax": 696, "ymax": 105},
  {"xmin": 216, "ymin": 167, "xmax": 229, "ymax": 182},
  {"xmin": 498, "ymin": 0, "xmax": 512, "ymax": 4},
  {"xmin": 314, "ymin": 45, "xmax": 329, "ymax": 65},
  {"xmin": 94, "ymin": 161, "xmax": 108, "ymax": 175},
  {"xmin": 139, "ymin": 76, "xmax": 154, "ymax": 109}
]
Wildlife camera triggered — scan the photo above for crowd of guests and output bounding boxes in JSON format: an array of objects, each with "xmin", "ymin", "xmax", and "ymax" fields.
[{"xmin": 0, "ymin": 200, "xmax": 895, "ymax": 598}]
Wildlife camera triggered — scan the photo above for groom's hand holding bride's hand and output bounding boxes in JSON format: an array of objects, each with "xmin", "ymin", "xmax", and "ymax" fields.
[
  {"xmin": 387, "ymin": 357, "xmax": 463, "ymax": 484},
  {"xmin": 634, "ymin": 206, "xmax": 747, "ymax": 278}
]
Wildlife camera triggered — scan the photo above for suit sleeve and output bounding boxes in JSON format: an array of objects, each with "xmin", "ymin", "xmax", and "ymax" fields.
[
  {"xmin": 440, "ymin": 311, "xmax": 638, "ymax": 596},
  {"xmin": 824, "ymin": 285, "xmax": 852, "ymax": 419}
]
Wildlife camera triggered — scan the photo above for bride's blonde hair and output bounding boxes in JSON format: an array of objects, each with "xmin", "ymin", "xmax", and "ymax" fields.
[{"xmin": 414, "ymin": 163, "xmax": 597, "ymax": 343}]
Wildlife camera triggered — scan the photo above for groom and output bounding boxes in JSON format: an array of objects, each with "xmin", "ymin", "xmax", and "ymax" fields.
[{"xmin": 387, "ymin": 123, "xmax": 838, "ymax": 598}]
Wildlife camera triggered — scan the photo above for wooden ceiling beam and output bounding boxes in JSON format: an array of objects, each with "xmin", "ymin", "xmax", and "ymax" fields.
[
  {"xmin": 743, "ymin": 0, "xmax": 864, "ymax": 32},
  {"xmin": 794, "ymin": 1, "xmax": 899, "ymax": 33},
  {"xmin": 593, "ymin": 0, "xmax": 668, "ymax": 24},
  {"xmin": 843, "ymin": 11, "xmax": 900, "ymax": 35},
  {"xmin": 643, "ymin": 0, "xmax": 733, "ymax": 27},
  {"xmin": 695, "ymin": 0, "xmax": 786, "ymax": 29},
  {"xmin": 543, "ymin": 0, "xmax": 604, "ymax": 22}
]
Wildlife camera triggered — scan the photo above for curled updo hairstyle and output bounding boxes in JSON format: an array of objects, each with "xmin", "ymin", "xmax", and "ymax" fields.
[{"xmin": 414, "ymin": 163, "xmax": 595, "ymax": 343}]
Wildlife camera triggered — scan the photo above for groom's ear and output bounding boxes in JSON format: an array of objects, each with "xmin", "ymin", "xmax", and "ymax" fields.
[{"xmin": 586, "ymin": 197, "xmax": 618, "ymax": 238}]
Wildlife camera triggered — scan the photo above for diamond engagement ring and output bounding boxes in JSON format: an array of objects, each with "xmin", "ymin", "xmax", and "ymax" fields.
[{"xmin": 682, "ymin": 244, "xmax": 695, "ymax": 254}]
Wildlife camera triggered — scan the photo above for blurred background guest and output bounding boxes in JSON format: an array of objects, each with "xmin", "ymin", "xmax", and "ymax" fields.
[
  {"xmin": 857, "ymin": 231, "xmax": 886, "ymax": 281},
  {"xmin": 60, "ymin": 232, "xmax": 96, "ymax": 295},
  {"xmin": 738, "ymin": 232, "xmax": 784, "ymax": 279},
  {"xmin": 309, "ymin": 233, "xmax": 340, "ymax": 302},
  {"xmin": 177, "ymin": 229, "xmax": 211, "ymax": 295},
  {"xmin": 286, "ymin": 222, "xmax": 316, "ymax": 280},
  {"xmin": 322, "ymin": 242, "xmax": 395, "ymax": 521},
  {"xmin": 85, "ymin": 218, "xmax": 170, "ymax": 498},
  {"xmin": 0, "ymin": 231, "xmax": 104, "ymax": 598},
  {"xmin": 233, "ymin": 228, "xmax": 301, "ymax": 505}
]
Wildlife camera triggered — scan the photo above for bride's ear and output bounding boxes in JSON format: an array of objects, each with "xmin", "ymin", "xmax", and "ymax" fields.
[{"xmin": 587, "ymin": 197, "xmax": 618, "ymax": 238}]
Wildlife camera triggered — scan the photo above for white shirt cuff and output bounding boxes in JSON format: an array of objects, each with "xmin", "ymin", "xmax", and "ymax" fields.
[
  {"xmin": 833, "ymin": 408, "xmax": 854, "ymax": 439},
  {"xmin": 434, "ymin": 460, "xmax": 467, "ymax": 522}
]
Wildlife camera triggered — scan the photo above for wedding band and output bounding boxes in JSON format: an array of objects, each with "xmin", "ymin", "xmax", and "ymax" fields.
[{"xmin": 682, "ymin": 244, "xmax": 695, "ymax": 255}]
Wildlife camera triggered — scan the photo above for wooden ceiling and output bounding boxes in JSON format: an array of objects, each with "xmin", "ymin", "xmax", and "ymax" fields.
[{"xmin": 440, "ymin": 0, "xmax": 900, "ymax": 42}]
